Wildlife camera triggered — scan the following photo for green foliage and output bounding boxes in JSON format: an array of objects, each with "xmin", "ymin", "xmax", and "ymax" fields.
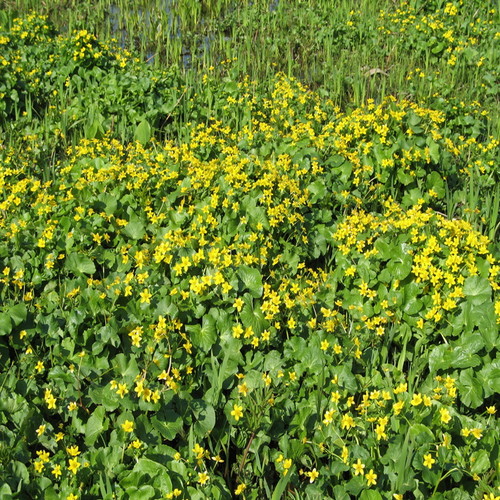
[{"xmin": 0, "ymin": 3, "xmax": 499, "ymax": 500}]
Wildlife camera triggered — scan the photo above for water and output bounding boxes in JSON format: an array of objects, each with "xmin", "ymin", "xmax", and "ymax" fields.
[{"xmin": 106, "ymin": 0, "xmax": 279, "ymax": 67}]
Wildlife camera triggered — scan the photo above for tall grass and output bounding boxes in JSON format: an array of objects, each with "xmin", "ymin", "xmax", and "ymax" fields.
[{"xmin": 3, "ymin": 0, "xmax": 498, "ymax": 113}]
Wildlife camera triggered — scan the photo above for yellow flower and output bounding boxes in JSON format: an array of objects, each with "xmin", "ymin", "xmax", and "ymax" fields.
[
  {"xmin": 51, "ymin": 464, "xmax": 62, "ymax": 478},
  {"xmin": 36, "ymin": 424, "xmax": 46, "ymax": 437},
  {"xmin": 353, "ymin": 458, "xmax": 365, "ymax": 476},
  {"xmin": 45, "ymin": 393, "xmax": 57, "ymax": 409},
  {"xmin": 197, "ymin": 472, "xmax": 209, "ymax": 485},
  {"xmin": 393, "ymin": 400, "xmax": 404, "ymax": 415},
  {"xmin": 66, "ymin": 445, "xmax": 80, "ymax": 456},
  {"xmin": 116, "ymin": 383, "xmax": 129, "ymax": 398},
  {"xmin": 231, "ymin": 404, "xmax": 244, "ymax": 422},
  {"xmin": 35, "ymin": 361, "xmax": 44, "ymax": 373},
  {"xmin": 238, "ymin": 382, "xmax": 248, "ymax": 397},
  {"xmin": 121, "ymin": 420, "xmax": 134, "ymax": 433},
  {"xmin": 235, "ymin": 483, "xmax": 246, "ymax": 495},
  {"xmin": 67, "ymin": 458, "xmax": 81, "ymax": 475},
  {"xmin": 341, "ymin": 413, "xmax": 356, "ymax": 429},
  {"xmin": 365, "ymin": 468, "xmax": 377, "ymax": 486},
  {"xmin": 483, "ymin": 493, "xmax": 500, "ymax": 500},
  {"xmin": 36, "ymin": 450, "xmax": 50, "ymax": 463},
  {"xmin": 486, "ymin": 406, "xmax": 496, "ymax": 415},
  {"xmin": 34, "ymin": 460, "xmax": 45, "ymax": 473},
  {"xmin": 440, "ymin": 407, "xmax": 452, "ymax": 423},
  {"xmin": 375, "ymin": 424, "xmax": 387, "ymax": 441},
  {"xmin": 66, "ymin": 494, "xmax": 78, "ymax": 500},
  {"xmin": 423, "ymin": 453, "xmax": 435, "ymax": 469},
  {"xmin": 470, "ymin": 428, "xmax": 482, "ymax": 439},
  {"xmin": 308, "ymin": 468, "xmax": 319, "ymax": 483},
  {"xmin": 139, "ymin": 288, "xmax": 152, "ymax": 304},
  {"xmin": 193, "ymin": 443, "xmax": 205, "ymax": 459},
  {"xmin": 341, "ymin": 446, "xmax": 349, "ymax": 464},
  {"xmin": 411, "ymin": 393, "xmax": 423, "ymax": 406}
]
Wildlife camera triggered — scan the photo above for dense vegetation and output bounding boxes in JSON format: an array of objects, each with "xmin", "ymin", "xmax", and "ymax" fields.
[{"xmin": 0, "ymin": 1, "xmax": 498, "ymax": 499}]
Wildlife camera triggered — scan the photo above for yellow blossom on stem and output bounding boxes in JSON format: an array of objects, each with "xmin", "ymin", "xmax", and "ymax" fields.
[
  {"xmin": 423, "ymin": 453, "xmax": 436, "ymax": 468},
  {"xmin": 235, "ymin": 483, "xmax": 246, "ymax": 495},
  {"xmin": 353, "ymin": 458, "xmax": 365, "ymax": 476},
  {"xmin": 231, "ymin": 404, "xmax": 244, "ymax": 421},
  {"xmin": 307, "ymin": 468, "xmax": 319, "ymax": 483},
  {"xmin": 121, "ymin": 420, "xmax": 134, "ymax": 433},
  {"xmin": 51, "ymin": 464, "xmax": 62, "ymax": 478},
  {"xmin": 139, "ymin": 288, "xmax": 152, "ymax": 304},
  {"xmin": 66, "ymin": 445, "xmax": 80, "ymax": 456},
  {"xmin": 440, "ymin": 407, "xmax": 452, "ymax": 423},
  {"xmin": 365, "ymin": 468, "xmax": 377, "ymax": 486},
  {"xmin": 197, "ymin": 472, "xmax": 209, "ymax": 485},
  {"xmin": 34, "ymin": 460, "xmax": 44, "ymax": 473},
  {"xmin": 67, "ymin": 458, "xmax": 81, "ymax": 475}
]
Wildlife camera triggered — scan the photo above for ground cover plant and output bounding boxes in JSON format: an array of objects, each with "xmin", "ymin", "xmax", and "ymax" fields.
[{"xmin": 0, "ymin": 1, "xmax": 499, "ymax": 499}]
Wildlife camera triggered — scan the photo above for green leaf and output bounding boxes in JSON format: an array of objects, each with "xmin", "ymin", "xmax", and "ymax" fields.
[
  {"xmin": 0, "ymin": 483, "xmax": 13, "ymax": 500},
  {"xmin": 374, "ymin": 240, "xmax": 393, "ymax": 260},
  {"xmin": 133, "ymin": 458, "xmax": 171, "ymax": 482},
  {"xmin": 427, "ymin": 141, "xmax": 440, "ymax": 164},
  {"xmin": 470, "ymin": 449, "xmax": 490, "ymax": 475},
  {"xmin": 360, "ymin": 491, "xmax": 383, "ymax": 500},
  {"xmin": 0, "ymin": 313, "xmax": 12, "ymax": 336},
  {"xmin": 426, "ymin": 171, "xmax": 445, "ymax": 197},
  {"xmin": 307, "ymin": 180, "xmax": 326, "ymax": 203},
  {"xmin": 457, "ymin": 369, "xmax": 483, "ymax": 408},
  {"xmin": 237, "ymin": 266, "xmax": 263, "ymax": 297},
  {"xmin": 387, "ymin": 252, "xmax": 412, "ymax": 280},
  {"xmin": 428, "ymin": 344, "xmax": 452, "ymax": 373},
  {"xmin": 151, "ymin": 409, "xmax": 182, "ymax": 440},
  {"xmin": 248, "ymin": 205, "xmax": 269, "ymax": 228},
  {"xmin": 397, "ymin": 169, "xmax": 414, "ymax": 186},
  {"xmin": 332, "ymin": 485, "xmax": 350, "ymax": 500},
  {"xmin": 9, "ymin": 303, "xmax": 27, "ymax": 326},
  {"xmin": 187, "ymin": 314, "xmax": 217, "ymax": 351},
  {"xmin": 409, "ymin": 423, "xmax": 434, "ymax": 444},
  {"xmin": 477, "ymin": 362, "xmax": 500, "ymax": 398},
  {"xmin": 113, "ymin": 354, "xmax": 140, "ymax": 383},
  {"xmin": 85, "ymin": 405, "xmax": 106, "ymax": 446},
  {"xmin": 477, "ymin": 303, "xmax": 498, "ymax": 350},
  {"xmin": 88, "ymin": 386, "xmax": 119, "ymax": 411},
  {"xmin": 123, "ymin": 218, "xmax": 145, "ymax": 240},
  {"xmin": 126, "ymin": 485, "xmax": 156, "ymax": 500},
  {"xmin": 191, "ymin": 400, "xmax": 216, "ymax": 435},
  {"xmin": 240, "ymin": 303, "xmax": 266, "ymax": 335},
  {"xmin": 463, "ymin": 277, "xmax": 492, "ymax": 305},
  {"xmin": 134, "ymin": 119, "xmax": 151, "ymax": 145},
  {"xmin": 43, "ymin": 487, "xmax": 59, "ymax": 500},
  {"xmin": 65, "ymin": 253, "xmax": 96, "ymax": 275}
]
